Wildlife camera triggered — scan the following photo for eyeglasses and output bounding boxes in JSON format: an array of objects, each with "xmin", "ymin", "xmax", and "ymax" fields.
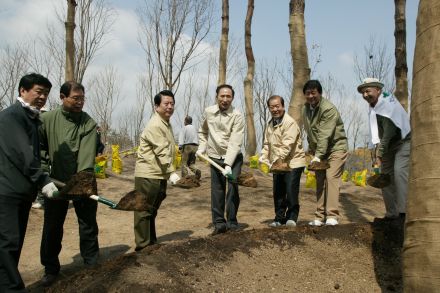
[{"xmin": 67, "ymin": 95, "xmax": 86, "ymax": 102}]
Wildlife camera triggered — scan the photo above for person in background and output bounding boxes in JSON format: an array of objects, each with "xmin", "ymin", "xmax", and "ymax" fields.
[
  {"xmin": 178, "ymin": 116, "xmax": 201, "ymax": 179},
  {"xmin": 96, "ymin": 126, "xmax": 105, "ymax": 156},
  {"xmin": 39, "ymin": 81, "xmax": 99, "ymax": 287},
  {"xmin": 133, "ymin": 90, "xmax": 181, "ymax": 251},
  {"xmin": 357, "ymin": 77, "xmax": 410, "ymax": 221},
  {"xmin": 259, "ymin": 95, "xmax": 306, "ymax": 227},
  {"xmin": 302, "ymin": 80, "xmax": 348, "ymax": 226},
  {"xmin": 197, "ymin": 84, "xmax": 245, "ymax": 235},
  {"xmin": 0, "ymin": 73, "xmax": 57, "ymax": 292}
]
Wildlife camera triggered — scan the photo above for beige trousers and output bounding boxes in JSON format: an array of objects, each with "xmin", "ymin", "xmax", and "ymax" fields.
[{"xmin": 314, "ymin": 151, "xmax": 348, "ymax": 221}]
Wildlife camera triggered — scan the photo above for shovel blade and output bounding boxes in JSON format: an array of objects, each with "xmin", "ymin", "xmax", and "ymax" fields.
[{"xmin": 114, "ymin": 190, "xmax": 152, "ymax": 212}]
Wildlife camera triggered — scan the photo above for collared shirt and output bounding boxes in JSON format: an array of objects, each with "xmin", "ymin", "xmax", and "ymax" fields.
[
  {"xmin": 178, "ymin": 124, "xmax": 198, "ymax": 146},
  {"xmin": 135, "ymin": 112, "xmax": 176, "ymax": 179},
  {"xmin": 199, "ymin": 104, "xmax": 244, "ymax": 166},
  {"xmin": 260, "ymin": 113, "xmax": 306, "ymax": 169}
]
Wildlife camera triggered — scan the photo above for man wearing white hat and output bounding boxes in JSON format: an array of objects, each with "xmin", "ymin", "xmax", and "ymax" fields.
[{"xmin": 357, "ymin": 77, "xmax": 411, "ymax": 221}]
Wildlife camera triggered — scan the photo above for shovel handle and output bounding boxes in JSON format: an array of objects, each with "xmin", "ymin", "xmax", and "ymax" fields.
[{"xmin": 196, "ymin": 153, "xmax": 235, "ymax": 181}]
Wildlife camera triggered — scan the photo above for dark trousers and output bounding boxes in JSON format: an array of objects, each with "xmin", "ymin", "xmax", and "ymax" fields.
[
  {"xmin": 133, "ymin": 177, "xmax": 167, "ymax": 250},
  {"xmin": 0, "ymin": 196, "xmax": 31, "ymax": 293},
  {"xmin": 40, "ymin": 198, "xmax": 99, "ymax": 275},
  {"xmin": 273, "ymin": 167, "xmax": 304, "ymax": 223},
  {"xmin": 210, "ymin": 153, "xmax": 243, "ymax": 228}
]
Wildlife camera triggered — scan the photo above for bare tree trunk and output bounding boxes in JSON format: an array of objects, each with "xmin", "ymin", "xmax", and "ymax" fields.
[
  {"xmin": 218, "ymin": 0, "xmax": 229, "ymax": 85},
  {"xmin": 243, "ymin": 0, "xmax": 256, "ymax": 158},
  {"xmin": 287, "ymin": 0, "xmax": 310, "ymax": 126},
  {"xmin": 403, "ymin": 0, "xmax": 440, "ymax": 291},
  {"xmin": 65, "ymin": 0, "xmax": 77, "ymax": 81},
  {"xmin": 394, "ymin": 0, "xmax": 409, "ymax": 111}
]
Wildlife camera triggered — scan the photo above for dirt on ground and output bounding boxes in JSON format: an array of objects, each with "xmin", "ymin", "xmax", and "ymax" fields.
[{"xmin": 20, "ymin": 156, "xmax": 404, "ymax": 293}]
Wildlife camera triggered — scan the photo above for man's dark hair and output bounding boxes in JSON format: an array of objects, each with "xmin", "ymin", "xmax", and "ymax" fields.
[
  {"xmin": 184, "ymin": 116, "xmax": 192, "ymax": 124},
  {"xmin": 60, "ymin": 81, "xmax": 85, "ymax": 97},
  {"xmin": 302, "ymin": 80, "xmax": 323, "ymax": 94},
  {"xmin": 216, "ymin": 84, "xmax": 235, "ymax": 97},
  {"xmin": 154, "ymin": 90, "xmax": 175, "ymax": 106},
  {"xmin": 267, "ymin": 95, "xmax": 285, "ymax": 107},
  {"xmin": 18, "ymin": 73, "xmax": 52, "ymax": 96}
]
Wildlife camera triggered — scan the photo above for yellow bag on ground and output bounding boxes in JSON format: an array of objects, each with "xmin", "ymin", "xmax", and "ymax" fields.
[
  {"xmin": 95, "ymin": 155, "xmax": 108, "ymax": 179},
  {"xmin": 173, "ymin": 145, "xmax": 182, "ymax": 169},
  {"xmin": 354, "ymin": 169, "xmax": 368, "ymax": 187},
  {"xmin": 342, "ymin": 170, "xmax": 349, "ymax": 182},
  {"xmin": 111, "ymin": 145, "xmax": 123, "ymax": 174},
  {"xmin": 305, "ymin": 171, "xmax": 317, "ymax": 189},
  {"xmin": 249, "ymin": 155, "xmax": 259, "ymax": 169},
  {"xmin": 259, "ymin": 162, "xmax": 270, "ymax": 174}
]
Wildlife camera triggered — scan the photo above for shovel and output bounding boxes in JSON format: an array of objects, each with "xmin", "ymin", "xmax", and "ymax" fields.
[
  {"xmin": 196, "ymin": 153, "xmax": 236, "ymax": 181},
  {"xmin": 49, "ymin": 172, "xmax": 152, "ymax": 212}
]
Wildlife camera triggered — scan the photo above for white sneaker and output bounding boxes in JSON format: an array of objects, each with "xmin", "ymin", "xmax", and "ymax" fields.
[
  {"xmin": 325, "ymin": 218, "xmax": 339, "ymax": 226},
  {"xmin": 308, "ymin": 219, "xmax": 323, "ymax": 226},
  {"xmin": 268, "ymin": 221, "xmax": 282, "ymax": 227},
  {"xmin": 286, "ymin": 220, "xmax": 297, "ymax": 227}
]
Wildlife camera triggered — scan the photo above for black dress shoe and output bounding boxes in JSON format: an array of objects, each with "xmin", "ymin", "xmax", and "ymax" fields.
[
  {"xmin": 41, "ymin": 274, "xmax": 58, "ymax": 287},
  {"xmin": 211, "ymin": 224, "xmax": 227, "ymax": 235}
]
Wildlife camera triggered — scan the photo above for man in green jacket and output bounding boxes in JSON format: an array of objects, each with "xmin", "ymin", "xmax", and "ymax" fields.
[
  {"xmin": 302, "ymin": 80, "xmax": 348, "ymax": 226},
  {"xmin": 134, "ymin": 90, "xmax": 180, "ymax": 251},
  {"xmin": 39, "ymin": 81, "xmax": 99, "ymax": 287}
]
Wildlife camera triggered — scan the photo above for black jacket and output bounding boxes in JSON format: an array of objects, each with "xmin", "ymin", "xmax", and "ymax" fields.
[{"xmin": 0, "ymin": 102, "xmax": 50, "ymax": 200}]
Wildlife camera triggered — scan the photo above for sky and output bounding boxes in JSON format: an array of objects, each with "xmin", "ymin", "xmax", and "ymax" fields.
[{"xmin": 0, "ymin": 0, "xmax": 420, "ymax": 127}]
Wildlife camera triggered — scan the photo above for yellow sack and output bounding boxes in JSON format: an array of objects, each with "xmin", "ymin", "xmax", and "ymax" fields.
[
  {"xmin": 354, "ymin": 169, "xmax": 368, "ymax": 187},
  {"xmin": 249, "ymin": 155, "xmax": 259, "ymax": 169},
  {"xmin": 95, "ymin": 155, "xmax": 108, "ymax": 179},
  {"xmin": 173, "ymin": 145, "xmax": 182, "ymax": 169},
  {"xmin": 111, "ymin": 145, "xmax": 123, "ymax": 174},
  {"xmin": 305, "ymin": 171, "xmax": 316, "ymax": 189},
  {"xmin": 342, "ymin": 170, "xmax": 349, "ymax": 182},
  {"xmin": 259, "ymin": 162, "xmax": 270, "ymax": 174}
]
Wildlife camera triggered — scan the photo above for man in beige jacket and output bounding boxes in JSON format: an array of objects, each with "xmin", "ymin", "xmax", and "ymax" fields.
[
  {"xmin": 133, "ymin": 90, "xmax": 180, "ymax": 251},
  {"xmin": 260, "ymin": 95, "xmax": 306, "ymax": 227},
  {"xmin": 197, "ymin": 84, "xmax": 245, "ymax": 235}
]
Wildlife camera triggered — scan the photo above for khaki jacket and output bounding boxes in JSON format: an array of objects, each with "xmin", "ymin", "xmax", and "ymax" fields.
[
  {"xmin": 260, "ymin": 113, "xmax": 306, "ymax": 169},
  {"xmin": 135, "ymin": 112, "xmax": 176, "ymax": 179},
  {"xmin": 199, "ymin": 104, "xmax": 244, "ymax": 166},
  {"xmin": 302, "ymin": 97, "xmax": 348, "ymax": 159}
]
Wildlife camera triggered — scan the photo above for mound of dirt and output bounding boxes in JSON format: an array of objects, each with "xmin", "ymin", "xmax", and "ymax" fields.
[{"xmin": 46, "ymin": 222, "xmax": 403, "ymax": 293}]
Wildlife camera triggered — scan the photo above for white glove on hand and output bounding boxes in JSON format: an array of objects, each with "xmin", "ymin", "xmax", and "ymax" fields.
[
  {"xmin": 42, "ymin": 182, "xmax": 59, "ymax": 198},
  {"xmin": 311, "ymin": 156, "xmax": 321, "ymax": 163},
  {"xmin": 169, "ymin": 172, "xmax": 181, "ymax": 185},
  {"xmin": 221, "ymin": 165, "xmax": 233, "ymax": 177}
]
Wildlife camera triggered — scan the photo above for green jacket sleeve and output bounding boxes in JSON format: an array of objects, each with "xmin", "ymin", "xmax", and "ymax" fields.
[
  {"xmin": 377, "ymin": 116, "xmax": 400, "ymax": 157},
  {"xmin": 77, "ymin": 118, "xmax": 97, "ymax": 172},
  {"xmin": 315, "ymin": 107, "xmax": 338, "ymax": 159}
]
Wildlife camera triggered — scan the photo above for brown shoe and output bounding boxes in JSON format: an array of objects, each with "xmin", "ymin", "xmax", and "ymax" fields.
[
  {"xmin": 308, "ymin": 160, "xmax": 330, "ymax": 171},
  {"xmin": 270, "ymin": 159, "xmax": 291, "ymax": 173}
]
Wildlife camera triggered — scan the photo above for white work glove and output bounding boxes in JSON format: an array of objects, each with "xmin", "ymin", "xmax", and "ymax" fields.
[
  {"xmin": 195, "ymin": 146, "xmax": 206, "ymax": 158},
  {"xmin": 169, "ymin": 172, "xmax": 181, "ymax": 185},
  {"xmin": 311, "ymin": 156, "xmax": 321, "ymax": 163},
  {"xmin": 41, "ymin": 182, "xmax": 59, "ymax": 198},
  {"xmin": 221, "ymin": 165, "xmax": 233, "ymax": 177}
]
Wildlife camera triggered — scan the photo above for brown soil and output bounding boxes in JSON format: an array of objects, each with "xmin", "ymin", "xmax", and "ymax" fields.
[{"xmin": 20, "ymin": 156, "xmax": 404, "ymax": 293}]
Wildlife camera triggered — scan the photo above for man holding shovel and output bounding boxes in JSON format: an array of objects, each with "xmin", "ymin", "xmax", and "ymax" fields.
[
  {"xmin": 197, "ymin": 84, "xmax": 245, "ymax": 235},
  {"xmin": 134, "ymin": 90, "xmax": 180, "ymax": 251},
  {"xmin": 0, "ymin": 73, "xmax": 57, "ymax": 293},
  {"xmin": 39, "ymin": 81, "xmax": 99, "ymax": 287}
]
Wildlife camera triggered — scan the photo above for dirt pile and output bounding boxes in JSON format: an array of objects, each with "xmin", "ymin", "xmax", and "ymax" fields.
[{"xmin": 46, "ymin": 222, "xmax": 403, "ymax": 293}]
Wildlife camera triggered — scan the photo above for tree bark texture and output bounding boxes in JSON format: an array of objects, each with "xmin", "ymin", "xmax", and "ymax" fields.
[
  {"xmin": 403, "ymin": 0, "xmax": 440, "ymax": 291},
  {"xmin": 394, "ymin": 0, "xmax": 409, "ymax": 111},
  {"xmin": 65, "ymin": 0, "xmax": 77, "ymax": 81},
  {"xmin": 244, "ymin": 0, "xmax": 256, "ymax": 158},
  {"xmin": 287, "ymin": 0, "xmax": 310, "ymax": 126},
  {"xmin": 218, "ymin": 0, "xmax": 229, "ymax": 85}
]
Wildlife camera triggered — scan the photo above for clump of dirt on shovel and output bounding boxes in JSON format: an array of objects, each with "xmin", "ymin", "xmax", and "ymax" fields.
[
  {"xmin": 174, "ymin": 175, "xmax": 201, "ymax": 189},
  {"xmin": 116, "ymin": 190, "xmax": 152, "ymax": 211},
  {"xmin": 238, "ymin": 171, "xmax": 258, "ymax": 188},
  {"xmin": 58, "ymin": 171, "xmax": 97, "ymax": 198}
]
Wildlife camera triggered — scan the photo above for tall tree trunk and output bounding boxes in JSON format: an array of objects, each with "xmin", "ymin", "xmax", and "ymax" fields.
[
  {"xmin": 243, "ymin": 0, "xmax": 256, "ymax": 158},
  {"xmin": 287, "ymin": 0, "xmax": 310, "ymax": 126},
  {"xmin": 65, "ymin": 0, "xmax": 77, "ymax": 81},
  {"xmin": 394, "ymin": 0, "xmax": 409, "ymax": 111},
  {"xmin": 403, "ymin": 0, "xmax": 440, "ymax": 291},
  {"xmin": 218, "ymin": 0, "xmax": 229, "ymax": 85}
]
